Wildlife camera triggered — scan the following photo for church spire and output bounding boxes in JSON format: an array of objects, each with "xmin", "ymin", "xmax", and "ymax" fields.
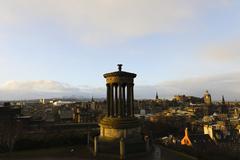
[
  {"xmin": 222, "ymin": 95, "xmax": 225, "ymax": 105},
  {"xmin": 155, "ymin": 91, "xmax": 159, "ymax": 100}
]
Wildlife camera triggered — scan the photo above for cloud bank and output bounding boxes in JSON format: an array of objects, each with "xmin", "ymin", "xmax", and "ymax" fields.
[
  {"xmin": 0, "ymin": 72, "xmax": 239, "ymax": 101},
  {"xmin": 0, "ymin": 80, "xmax": 104, "ymax": 100},
  {"xmin": 141, "ymin": 72, "xmax": 240, "ymax": 101}
]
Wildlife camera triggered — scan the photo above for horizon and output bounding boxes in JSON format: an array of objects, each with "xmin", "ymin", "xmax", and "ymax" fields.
[{"xmin": 0, "ymin": 1, "xmax": 240, "ymax": 101}]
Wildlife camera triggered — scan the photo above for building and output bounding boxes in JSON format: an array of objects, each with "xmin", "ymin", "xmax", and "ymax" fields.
[
  {"xmin": 173, "ymin": 95, "xmax": 203, "ymax": 104},
  {"xmin": 0, "ymin": 105, "xmax": 21, "ymax": 121},
  {"xmin": 181, "ymin": 128, "xmax": 214, "ymax": 147},
  {"xmin": 173, "ymin": 95, "xmax": 188, "ymax": 103},
  {"xmin": 58, "ymin": 106, "xmax": 74, "ymax": 122},
  {"xmin": 73, "ymin": 107, "xmax": 97, "ymax": 123},
  {"xmin": 53, "ymin": 100, "xmax": 75, "ymax": 106},
  {"xmin": 0, "ymin": 104, "xmax": 21, "ymax": 151},
  {"xmin": 203, "ymin": 90, "xmax": 212, "ymax": 106},
  {"xmin": 203, "ymin": 124, "xmax": 227, "ymax": 141},
  {"xmin": 93, "ymin": 64, "xmax": 149, "ymax": 159},
  {"xmin": 236, "ymin": 125, "xmax": 240, "ymax": 134}
]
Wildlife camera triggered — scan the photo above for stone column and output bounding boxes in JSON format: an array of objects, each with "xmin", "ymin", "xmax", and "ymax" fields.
[
  {"xmin": 131, "ymin": 84, "xmax": 134, "ymax": 117},
  {"xmin": 110, "ymin": 84, "xmax": 114, "ymax": 117},
  {"xmin": 124, "ymin": 129, "xmax": 127, "ymax": 138},
  {"xmin": 115, "ymin": 85, "xmax": 118, "ymax": 116},
  {"xmin": 127, "ymin": 84, "xmax": 131, "ymax": 116},
  {"xmin": 107, "ymin": 84, "xmax": 110, "ymax": 117},
  {"xmin": 119, "ymin": 83, "xmax": 123, "ymax": 117},
  {"xmin": 122, "ymin": 85, "xmax": 126, "ymax": 117},
  {"xmin": 145, "ymin": 136, "xmax": 150, "ymax": 152},
  {"xmin": 87, "ymin": 132, "xmax": 90, "ymax": 146},
  {"xmin": 120, "ymin": 138, "xmax": 125, "ymax": 160},
  {"xmin": 94, "ymin": 136, "xmax": 98, "ymax": 157}
]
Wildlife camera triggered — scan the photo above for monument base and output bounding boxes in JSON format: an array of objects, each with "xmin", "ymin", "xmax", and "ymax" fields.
[
  {"xmin": 96, "ymin": 136, "xmax": 148, "ymax": 159},
  {"xmin": 92, "ymin": 117, "xmax": 151, "ymax": 159}
]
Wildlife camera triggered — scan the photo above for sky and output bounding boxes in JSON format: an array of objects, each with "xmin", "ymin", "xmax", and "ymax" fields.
[{"xmin": 0, "ymin": 0, "xmax": 240, "ymax": 100}]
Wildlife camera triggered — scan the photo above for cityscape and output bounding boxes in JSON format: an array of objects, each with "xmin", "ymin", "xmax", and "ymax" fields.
[
  {"xmin": 0, "ymin": 1, "xmax": 240, "ymax": 160},
  {"xmin": 0, "ymin": 65, "xmax": 239, "ymax": 160}
]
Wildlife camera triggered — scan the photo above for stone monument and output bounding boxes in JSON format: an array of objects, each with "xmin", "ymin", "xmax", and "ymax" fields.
[{"xmin": 93, "ymin": 64, "xmax": 148, "ymax": 159}]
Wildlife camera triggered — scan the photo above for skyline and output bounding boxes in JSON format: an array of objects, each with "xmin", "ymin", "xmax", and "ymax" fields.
[{"xmin": 0, "ymin": 0, "xmax": 240, "ymax": 100}]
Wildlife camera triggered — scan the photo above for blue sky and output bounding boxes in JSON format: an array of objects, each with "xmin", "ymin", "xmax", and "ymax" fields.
[{"xmin": 0, "ymin": 0, "xmax": 240, "ymax": 100}]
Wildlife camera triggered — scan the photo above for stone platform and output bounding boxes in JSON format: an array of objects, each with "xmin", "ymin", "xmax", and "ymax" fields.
[{"xmin": 93, "ymin": 117, "xmax": 149, "ymax": 159}]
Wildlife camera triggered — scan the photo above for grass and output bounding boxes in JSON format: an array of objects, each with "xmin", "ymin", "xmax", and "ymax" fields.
[
  {"xmin": 158, "ymin": 145, "xmax": 198, "ymax": 160},
  {"xmin": 0, "ymin": 146, "xmax": 92, "ymax": 160},
  {"xmin": 0, "ymin": 144, "xmax": 198, "ymax": 160}
]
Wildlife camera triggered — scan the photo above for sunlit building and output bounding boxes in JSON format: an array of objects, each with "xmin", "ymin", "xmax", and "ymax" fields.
[{"xmin": 203, "ymin": 90, "xmax": 212, "ymax": 106}]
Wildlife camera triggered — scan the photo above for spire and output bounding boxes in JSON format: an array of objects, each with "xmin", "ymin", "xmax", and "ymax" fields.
[
  {"xmin": 222, "ymin": 95, "xmax": 225, "ymax": 105},
  {"xmin": 155, "ymin": 91, "xmax": 159, "ymax": 100}
]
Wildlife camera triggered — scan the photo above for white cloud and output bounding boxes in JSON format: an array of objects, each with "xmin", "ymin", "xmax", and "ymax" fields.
[
  {"xmin": 0, "ymin": 0, "xmax": 233, "ymax": 45},
  {"xmin": 0, "ymin": 80, "xmax": 77, "ymax": 92},
  {"xmin": 0, "ymin": 80, "xmax": 104, "ymax": 100},
  {"xmin": 0, "ymin": 72, "xmax": 240, "ymax": 101}
]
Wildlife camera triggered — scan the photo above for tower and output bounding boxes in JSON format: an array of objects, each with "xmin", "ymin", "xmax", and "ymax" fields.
[
  {"xmin": 91, "ymin": 96, "xmax": 94, "ymax": 102},
  {"xmin": 203, "ymin": 90, "xmax": 212, "ymax": 106},
  {"xmin": 222, "ymin": 95, "xmax": 225, "ymax": 105},
  {"xmin": 94, "ymin": 64, "xmax": 148, "ymax": 159},
  {"xmin": 155, "ymin": 92, "xmax": 159, "ymax": 100},
  {"xmin": 221, "ymin": 95, "xmax": 228, "ymax": 114}
]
